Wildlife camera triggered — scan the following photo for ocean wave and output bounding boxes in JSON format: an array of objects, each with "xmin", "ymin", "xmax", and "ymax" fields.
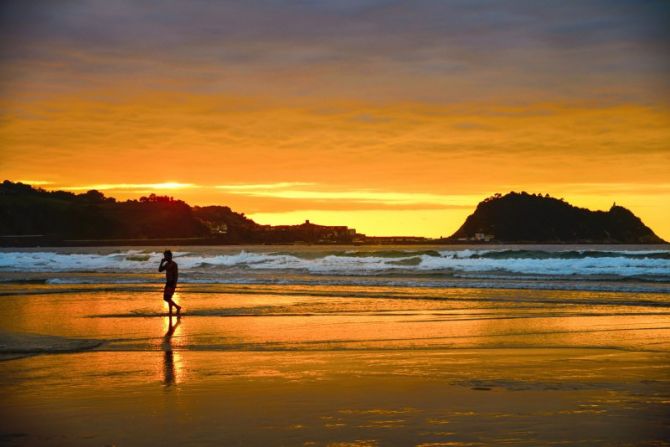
[
  {"xmin": 456, "ymin": 249, "xmax": 670, "ymax": 260},
  {"xmin": 1, "ymin": 248, "xmax": 669, "ymax": 282}
]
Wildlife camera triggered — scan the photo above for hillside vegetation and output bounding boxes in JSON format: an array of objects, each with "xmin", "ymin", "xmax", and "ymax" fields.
[{"xmin": 448, "ymin": 192, "xmax": 664, "ymax": 243}]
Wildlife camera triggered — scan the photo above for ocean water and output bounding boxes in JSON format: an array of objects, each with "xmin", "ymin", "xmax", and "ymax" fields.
[{"xmin": 1, "ymin": 244, "xmax": 669, "ymax": 293}]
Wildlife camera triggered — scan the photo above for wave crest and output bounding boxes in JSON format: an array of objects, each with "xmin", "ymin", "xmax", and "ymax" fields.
[{"xmin": 1, "ymin": 247, "xmax": 669, "ymax": 281}]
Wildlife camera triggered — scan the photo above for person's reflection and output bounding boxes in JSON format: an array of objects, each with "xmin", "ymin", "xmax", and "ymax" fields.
[{"xmin": 162, "ymin": 315, "xmax": 180, "ymax": 386}]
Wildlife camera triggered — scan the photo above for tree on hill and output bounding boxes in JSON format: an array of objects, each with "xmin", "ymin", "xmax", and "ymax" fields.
[
  {"xmin": 0, "ymin": 181, "xmax": 209, "ymax": 239},
  {"xmin": 449, "ymin": 191, "xmax": 664, "ymax": 243}
]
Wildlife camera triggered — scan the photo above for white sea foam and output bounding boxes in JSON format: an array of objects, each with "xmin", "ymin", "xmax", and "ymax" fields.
[{"xmin": 1, "ymin": 248, "xmax": 669, "ymax": 280}]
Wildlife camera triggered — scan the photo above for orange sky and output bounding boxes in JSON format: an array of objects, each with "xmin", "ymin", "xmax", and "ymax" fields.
[{"xmin": 1, "ymin": 1, "xmax": 669, "ymax": 239}]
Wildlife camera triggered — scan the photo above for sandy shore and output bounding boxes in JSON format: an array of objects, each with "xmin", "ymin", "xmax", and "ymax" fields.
[
  {"xmin": 1, "ymin": 281, "xmax": 670, "ymax": 446},
  {"xmin": 2, "ymin": 349, "xmax": 669, "ymax": 446}
]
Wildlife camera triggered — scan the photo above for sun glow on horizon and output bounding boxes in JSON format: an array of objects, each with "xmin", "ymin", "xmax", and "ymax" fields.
[
  {"xmin": 17, "ymin": 180, "xmax": 53, "ymax": 185},
  {"xmin": 216, "ymin": 184, "xmax": 476, "ymax": 208},
  {"xmin": 216, "ymin": 182, "xmax": 316, "ymax": 190},
  {"xmin": 59, "ymin": 182, "xmax": 196, "ymax": 192}
]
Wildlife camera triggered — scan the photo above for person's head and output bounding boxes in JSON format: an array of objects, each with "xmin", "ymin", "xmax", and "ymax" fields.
[{"xmin": 164, "ymin": 249, "xmax": 173, "ymax": 261}]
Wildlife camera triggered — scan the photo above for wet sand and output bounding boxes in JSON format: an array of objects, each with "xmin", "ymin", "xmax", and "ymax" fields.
[{"xmin": 1, "ymin": 283, "xmax": 670, "ymax": 446}]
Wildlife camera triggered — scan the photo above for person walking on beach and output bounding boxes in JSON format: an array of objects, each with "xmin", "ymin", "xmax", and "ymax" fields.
[{"xmin": 159, "ymin": 249, "xmax": 182, "ymax": 315}]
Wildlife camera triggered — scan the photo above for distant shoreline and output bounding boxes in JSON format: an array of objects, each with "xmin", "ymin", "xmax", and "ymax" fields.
[
  {"xmin": 1, "ymin": 235, "xmax": 667, "ymax": 248},
  {"xmin": 3, "ymin": 182, "xmax": 665, "ymax": 246}
]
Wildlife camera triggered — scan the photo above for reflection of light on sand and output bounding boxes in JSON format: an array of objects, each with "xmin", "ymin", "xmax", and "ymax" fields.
[
  {"xmin": 163, "ymin": 291, "xmax": 183, "ymax": 313},
  {"xmin": 161, "ymin": 314, "xmax": 186, "ymax": 386}
]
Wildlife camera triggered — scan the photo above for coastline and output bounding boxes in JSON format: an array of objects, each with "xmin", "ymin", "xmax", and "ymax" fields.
[
  {"xmin": 1, "ymin": 280, "xmax": 670, "ymax": 446},
  {"xmin": 1, "ymin": 237, "xmax": 668, "ymax": 247}
]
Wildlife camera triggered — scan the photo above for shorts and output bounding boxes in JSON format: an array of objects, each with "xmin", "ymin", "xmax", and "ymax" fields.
[{"xmin": 163, "ymin": 283, "xmax": 176, "ymax": 301}]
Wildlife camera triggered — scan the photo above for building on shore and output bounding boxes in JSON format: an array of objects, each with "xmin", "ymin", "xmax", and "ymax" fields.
[
  {"xmin": 363, "ymin": 236, "xmax": 430, "ymax": 244},
  {"xmin": 257, "ymin": 220, "xmax": 360, "ymax": 243}
]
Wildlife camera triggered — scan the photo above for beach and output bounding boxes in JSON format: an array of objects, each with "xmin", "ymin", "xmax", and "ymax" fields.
[{"xmin": 1, "ymin": 245, "xmax": 669, "ymax": 446}]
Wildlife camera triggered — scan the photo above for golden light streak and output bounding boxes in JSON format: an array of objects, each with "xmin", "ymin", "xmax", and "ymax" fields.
[
  {"xmin": 17, "ymin": 180, "xmax": 52, "ymax": 185},
  {"xmin": 60, "ymin": 182, "xmax": 196, "ymax": 191},
  {"xmin": 217, "ymin": 186, "xmax": 477, "ymax": 207}
]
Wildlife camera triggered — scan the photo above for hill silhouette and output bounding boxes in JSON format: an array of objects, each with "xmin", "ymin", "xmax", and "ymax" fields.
[
  {"xmin": 0, "ymin": 180, "xmax": 357, "ymax": 245},
  {"xmin": 448, "ymin": 192, "xmax": 664, "ymax": 243},
  {"xmin": 1, "ymin": 182, "xmax": 665, "ymax": 245}
]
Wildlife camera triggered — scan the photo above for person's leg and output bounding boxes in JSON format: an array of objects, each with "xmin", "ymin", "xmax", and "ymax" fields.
[
  {"xmin": 171, "ymin": 299, "xmax": 182, "ymax": 314},
  {"xmin": 164, "ymin": 285, "xmax": 171, "ymax": 315},
  {"xmin": 164, "ymin": 285, "xmax": 179, "ymax": 315}
]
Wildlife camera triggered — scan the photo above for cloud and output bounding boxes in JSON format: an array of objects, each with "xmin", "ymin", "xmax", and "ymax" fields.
[
  {"xmin": 2, "ymin": 0, "xmax": 668, "ymax": 103},
  {"xmin": 216, "ymin": 182, "xmax": 315, "ymax": 190},
  {"xmin": 535, "ymin": 182, "xmax": 670, "ymax": 197},
  {"xmin": 3, "ymin": 94, "xmax": 669, "ymax": 192}
]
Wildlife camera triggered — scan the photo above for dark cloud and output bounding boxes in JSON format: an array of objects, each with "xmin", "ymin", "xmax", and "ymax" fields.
[{"xmin": 1, "ymin": 0, "xmax": 668, "ymax": 103}]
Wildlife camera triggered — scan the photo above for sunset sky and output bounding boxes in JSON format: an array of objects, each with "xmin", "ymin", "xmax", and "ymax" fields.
[{"xmin": 2, "ymin": 1, "xmax": 669, "ymax": 238}]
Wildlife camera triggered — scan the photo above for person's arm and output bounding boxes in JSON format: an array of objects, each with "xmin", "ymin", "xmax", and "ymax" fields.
[{"xmin": 159, "ymin": 258, "xmax": 167, "ymax": 272}]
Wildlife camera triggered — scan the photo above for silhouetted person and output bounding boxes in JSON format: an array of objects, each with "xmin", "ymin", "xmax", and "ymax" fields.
[
  {"xmin": 162, "ymin": 315, "xmax": 180, "ymax": 386},
  {"xmin": 159, "ymin": 249, "xmax": 182, "ymax": 315}
]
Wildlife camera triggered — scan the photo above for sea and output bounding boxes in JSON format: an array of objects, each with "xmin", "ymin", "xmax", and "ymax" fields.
[{"xmin": 1, "ymin": 244, "xmax": 669, "ymax": 294}]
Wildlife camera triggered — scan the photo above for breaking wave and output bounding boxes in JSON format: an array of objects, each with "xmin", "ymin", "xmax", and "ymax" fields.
[{"xmin": 1, "ymin": 248, "xmax": 668, "ymax": 279}]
